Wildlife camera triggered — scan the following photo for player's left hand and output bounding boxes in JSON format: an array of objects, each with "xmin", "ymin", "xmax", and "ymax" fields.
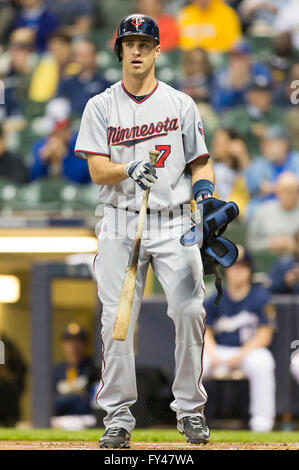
[{"xmin": 124, "ymin": 160, "xmax": 157, "ymax": 190}]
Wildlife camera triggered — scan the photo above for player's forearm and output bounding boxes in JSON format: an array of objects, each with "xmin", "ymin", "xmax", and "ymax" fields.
[
  {"xmin": 88, "ymin": 157, "xmax": 128, "ymax": 185},
  {"xmin": 190, "ymin": 158, "xmax": 215, "ymax": 187}
]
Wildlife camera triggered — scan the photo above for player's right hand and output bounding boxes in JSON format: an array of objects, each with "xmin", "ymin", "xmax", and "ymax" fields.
[{"xmin": 124, "ymin": 160, "xmax": 157, "ymax": 190}]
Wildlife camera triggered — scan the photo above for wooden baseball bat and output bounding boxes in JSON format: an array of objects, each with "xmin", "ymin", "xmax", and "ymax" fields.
[{"xmin": 112, "ymin": 150, "xmax": 160, "ymax": 341}]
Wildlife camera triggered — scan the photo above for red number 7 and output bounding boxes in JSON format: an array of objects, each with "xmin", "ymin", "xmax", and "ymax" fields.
[{"xmin": 155, "ymin": 145, "xmax": 171, "ymax": 168}]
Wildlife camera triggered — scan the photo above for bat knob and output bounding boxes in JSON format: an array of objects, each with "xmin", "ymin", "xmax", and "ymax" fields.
[{"xmin": 149, "ymin": 150, "xmax": 160, "ymax": 166}]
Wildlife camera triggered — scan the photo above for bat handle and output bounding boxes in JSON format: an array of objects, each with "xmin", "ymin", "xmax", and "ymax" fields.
[{"xmin": 149, "ymin": 149, "xmax": 160, "ymax": 167}]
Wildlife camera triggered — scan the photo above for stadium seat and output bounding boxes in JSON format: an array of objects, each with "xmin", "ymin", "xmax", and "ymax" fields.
[
  {"xmin": 252, "ymin": 251, "xmax": 278, "ymax": 273},
  {"xmin": 225, "ymin": 220, "xmax": 247, "ymax": 246},
  {"xmin": 74, "ymin": 183, "xmax": 102, "ymax": 211}
]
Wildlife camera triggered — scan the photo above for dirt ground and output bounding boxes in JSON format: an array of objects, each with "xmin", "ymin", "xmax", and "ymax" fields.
[{"xmin": 0, "ymin": 441, "xmax": 298, "ymax": 450}]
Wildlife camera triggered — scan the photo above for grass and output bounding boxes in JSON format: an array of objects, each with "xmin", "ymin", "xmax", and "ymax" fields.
[{"xmin": 0, "ymin": 428, "xmax": 298, "ymax": 443}]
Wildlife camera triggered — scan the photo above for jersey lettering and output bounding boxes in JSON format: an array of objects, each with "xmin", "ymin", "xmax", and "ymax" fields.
[{"xmin": 107, "ymin": 117, "xmax": 179, "ymax": 148}]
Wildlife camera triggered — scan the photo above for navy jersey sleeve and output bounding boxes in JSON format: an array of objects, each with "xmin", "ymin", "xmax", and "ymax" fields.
[
  {"xmin": 270, "ymin": 258, "xmax": 295, "ymax": 294},
  {"xmin": 57, "ymin": 77, "xmax": 71, "ymax": 99},
  {"xmin": 255, "ymin": 287, "xmax": 276, "ymax": 329}
]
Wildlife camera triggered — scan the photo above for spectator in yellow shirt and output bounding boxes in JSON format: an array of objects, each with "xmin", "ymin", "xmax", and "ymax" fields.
[
  {"xmin": 29, "ymin": 32, "xmax": 80, "ymax": 103},
  {"xmin": 211, "ymin": 127, "xmax": 250, "ymax": 217},
  {"xmin": 178, "ymin": 0, "xmax": 242, "ymax": 52}
]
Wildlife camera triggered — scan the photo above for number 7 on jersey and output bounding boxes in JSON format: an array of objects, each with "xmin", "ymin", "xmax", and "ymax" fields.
[{"xmin": 155, "ymin": 145, "xmax": 171, "ymax": 168}]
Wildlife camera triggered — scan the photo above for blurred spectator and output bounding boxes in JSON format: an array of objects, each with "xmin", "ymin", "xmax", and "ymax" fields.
[
  {"xmin": 57, "ymin": 41, "xmax": 111, "ymax": 117},
  {"xmin": 46, "ymin": 0, "xmax": 93, "ymax": 39},
  {"xmin": 282, "ymin": 63, "xmax": 299, "ymax": 151},
  {"xmin": 269, "ymin": 32, "xmax": 297, "ymax": 89},
  {"xmin": 0, "ymin": 0, "xmax": 21, "ymax": 47},
  {"xmin": 0, "ymin": 123, "xmax": 29, "ymax": 183},
  {"xmin": 0, "ymin": 28, "xmax": 37, "ymax": 119},
  {"xmin": 270, "ymin": 229, "xmax": 299, "ymax": 294},
  {"xmin": 245, "ymin": 127, "xmax": 299, "ymax": 216},
  {"xmin": 179, "ymin": 48, "xmax": 213, "ymax": 103},
  {"xmin": 274, "ymin": 61, "xmax": 299, "ymax": 108},
  {"xmin": 177, "ymin": 0, "xmax": 241, "ymax": 52},
  {"xmin": 137, "ymin": 0, "xmax": 179, "ymax": 52},
  {"xmin": 239, "ymin": 0, "xmax": 286, "ymax": 29},
  {"xmin": 53, "ymin": 323, "xmax": 97, "ymax": 425},
  {"xmin": 274, "ymin": 0, "xmax": 299, "ymax": 51},
  {"xmin": 212, "ymin": 128, "xmax": 250, "ymax": 217},
  {"xmin": 179, "ymin": 47, "xmax": 217, "ymax": 146},
  {"xmin": 221, "ymin": 75, "xmax": 284, "ymax": 156},
  {"xmin": 247, "ymin": 172, "xmax": 299, "ymax": 253},
  {"xmin": 203, "ymin": 246, "xmax": 276, "ymax": 432},
  {"xmin": 29, "ymin": 31, "xmax": 80, "ymax": 103},
  {"xmin": 14, "ymin": 0, "xmax": 59, "ymax": 53},
  {"xmin": 30, "ymin": 98, "xmax": 91, "ymax": 183},
  {"xmin": 227, "ymin": 0, "xmax": 243, "ymax": 11},
  {"xmin": 0, "ymin": 332, "xmax": 27, "ymax": 426},
  {"xmin": 0, "ymin": 88, "xmax": 25, "ymax": 143},
  {"xmin": 211, "ymin": 41, "xmax": 272, "ymax": 111},
  {"xmin": 0, "ymin": 31, "xmax": 31, "ymax": 145}
]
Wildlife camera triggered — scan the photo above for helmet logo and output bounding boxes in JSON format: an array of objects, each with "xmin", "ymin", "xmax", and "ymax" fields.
[{"xmin": 131, "ymin": 17, "xmax": 144, "ymax": 29}]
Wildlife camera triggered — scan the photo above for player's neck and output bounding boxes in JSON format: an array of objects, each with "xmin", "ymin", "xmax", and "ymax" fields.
[
  {"xmin": 122, "ymin": 69, "xmax": 157, "ymax": 96},
  {"xmin": 227, "ymin": 283, "xmax": 251, "ymax": 301}
]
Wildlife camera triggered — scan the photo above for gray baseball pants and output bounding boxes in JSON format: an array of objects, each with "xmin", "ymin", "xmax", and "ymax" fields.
[{"xmin": 94, "ymin": 205, "xmax": 207, "ymax": 433}]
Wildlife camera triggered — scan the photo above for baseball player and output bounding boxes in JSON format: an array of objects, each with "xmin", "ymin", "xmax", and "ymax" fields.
[{"xmin": 75, "ymin": 14, "xmax": 215, "ymax": 448}]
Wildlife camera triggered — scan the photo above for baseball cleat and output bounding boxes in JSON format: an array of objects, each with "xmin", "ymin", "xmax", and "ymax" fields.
[
  {"xmin": 99, "ymin": 427, "xmax": 131, "ymax": 448},
  {"xmin": 177, "ymin": 415, "xmax": 210, "ymax": 445}
]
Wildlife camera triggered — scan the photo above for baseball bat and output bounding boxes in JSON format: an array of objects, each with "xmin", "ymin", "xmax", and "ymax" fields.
[{"xmin": 112, "ymin": 150, "xmax": 160, "ymax": 341}]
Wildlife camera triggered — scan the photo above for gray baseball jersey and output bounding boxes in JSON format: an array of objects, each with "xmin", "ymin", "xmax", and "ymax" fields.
[{"xmin": 75, "ymin": 80, "xmax": 209, "ymax": 210}]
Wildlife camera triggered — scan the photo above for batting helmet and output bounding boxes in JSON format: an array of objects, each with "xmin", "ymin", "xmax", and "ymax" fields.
[{"xmin": 114, "ymin": 14, "xmax": 160, "ymax": 62}]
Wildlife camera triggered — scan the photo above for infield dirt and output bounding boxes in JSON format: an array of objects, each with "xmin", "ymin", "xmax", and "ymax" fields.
[{"xmin": 0, "ymin": 441, "xmax": 298, "ymax": 450}]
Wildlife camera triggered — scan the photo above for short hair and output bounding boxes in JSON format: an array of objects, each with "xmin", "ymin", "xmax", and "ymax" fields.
[
  {"xmin": 221, "ymin": 127, "xmax": 246, "ymax": 143},
  {"xmin": 47, "ymin": 31, "xmax": 72, "ymax": 45},
  {"xmin": 74, "ymin": 39, "xmax": 97, "ymax": 54}
]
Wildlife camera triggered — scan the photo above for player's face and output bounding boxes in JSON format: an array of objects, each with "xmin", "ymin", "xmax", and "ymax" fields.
[{"xmin": 121, "ymin": 36, "xmax": 160, "ymax": 77}]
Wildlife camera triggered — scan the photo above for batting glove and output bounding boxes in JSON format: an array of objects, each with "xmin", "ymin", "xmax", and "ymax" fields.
[{"xmin": 124, "ymin": 160, "xmax": 157, "ymax": 190}]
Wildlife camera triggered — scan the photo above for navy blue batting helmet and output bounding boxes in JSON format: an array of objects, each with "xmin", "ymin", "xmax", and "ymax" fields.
[{"xmin": 114, "ymin": 14, "xmax": 160, "ymax": 62}]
